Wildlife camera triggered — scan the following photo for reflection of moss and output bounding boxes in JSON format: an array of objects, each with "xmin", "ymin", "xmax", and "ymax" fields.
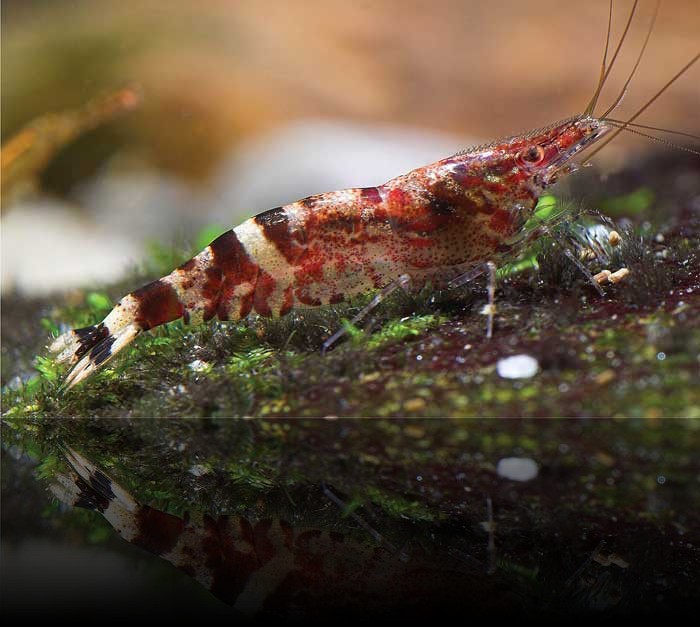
[
  {"xmin": 3, "ymin": 415, "xmax": 700, "ymax": 616},
  {"xmin": 0, "ymin": 418, "xmax": 680, "ymax": 496},
  {"xmin": 3, "ymin": 416, "xmax": 699, "ymax": 532},
  {"xmin": 364, "ymin": 486, "xmax": 440, "ymax": 521}
]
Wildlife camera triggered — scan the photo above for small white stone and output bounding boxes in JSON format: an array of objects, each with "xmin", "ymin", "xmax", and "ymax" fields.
[
  {"xmin": 188, "ymin": 359, "xmax": 210, "ymax": 372},
  {"xmin": 496, "ymin": 354, "xmax": 539, "ymax": 379},
  {"xmin": 188, "ymin": 464, "xmax": 210, "ymax": 477},
  {"xmin": 496, "ymin": 457, "xmax": 539, "ymax": 482}
]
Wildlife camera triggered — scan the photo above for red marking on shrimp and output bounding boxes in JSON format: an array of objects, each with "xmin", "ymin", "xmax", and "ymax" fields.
[
  {"xmin": 255, "ymin": 207, "xmax": 306, "ymax": 263},
  {"xmin": 295, "ymin": 286, "xmax": 322, "ymax": 307},
  {"xmin": 386, "ymin": 188, "xmax": 411, "ymax": 221},
  {"xmin": 297, "ymin": 256, "xmax": 325, "ymax": 284},
  {"xmin": 202, "ymin": 266, "xmax": 223, "ymax": 321},
  {"xmin": 253, "ymin": 271, "xmax": 277, "ymax": 317},
  {"xmin": 178, "ymin": 257, "xmax": 197, "ymax": 272},
  {"xmin": 360, "ymin": 186, "xmax": 382, "ymax": 204},
  {"xmin": 208, "ymin": 230, "xmax": 259, "ymax": 320},
  {"xmin": 489, "ymin": 209, "xmax": 515, "ymax": 234},
  {"xmin": 238, "ymin": 291, "xmax": 255, "ymax": 319},
  {"xmin": 133, "ymin": 280, "xmax": 184, "ymax": 330},
  {"xmin": 211, "ymin": 230, "xmax": 259, "ymax": 281},
  {"xmin": 279, "ymin": 285, "xmax": 295, "ymax": 316},
  {"xmin": 134, "ymin": 506, "xmax": 185, "ymax": 555}
]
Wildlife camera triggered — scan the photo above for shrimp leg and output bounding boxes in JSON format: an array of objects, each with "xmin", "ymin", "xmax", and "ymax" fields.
[
  {"xmin": 449, "ymin": 261, "xmax": 498, "ymax": 339},
  {"xmin": 321, "ymin": 273, "xmax": 412, "ymax": 354}
]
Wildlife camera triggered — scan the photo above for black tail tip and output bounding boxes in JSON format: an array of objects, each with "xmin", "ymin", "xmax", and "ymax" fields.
[{"xmin": 73, "ymin": 323, "xmax": 110, "ymax": 360}]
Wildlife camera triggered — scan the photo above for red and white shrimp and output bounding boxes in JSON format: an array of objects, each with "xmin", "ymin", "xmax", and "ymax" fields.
[
  {"xmin": 50, "ymin": 1, "xmax": 699, "ymax": 388},
  {"xmin": 50, "ymin": 448, "xmax": 485, "ymax": 616}
]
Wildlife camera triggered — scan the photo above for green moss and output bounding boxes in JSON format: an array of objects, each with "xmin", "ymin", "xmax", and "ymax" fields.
[{"xmin": 363, "ymin": 314, "xmax": 444, "ymax": 350}]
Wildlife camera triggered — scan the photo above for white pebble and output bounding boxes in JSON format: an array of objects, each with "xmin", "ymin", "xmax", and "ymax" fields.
[
  {"xmin": 496, "ymin": 354, "xmax": 539, "ymax": 379},
  {"xmin": 496, "ymin": 457, "xmax": 539, "ymax": 482},
  {"xmin": 188, "ymin": 464, "xmax": 210, "ymax": 477},
  {"xmin": 188, "ymin": 359, "xmax": 210, "ymax": 372}
]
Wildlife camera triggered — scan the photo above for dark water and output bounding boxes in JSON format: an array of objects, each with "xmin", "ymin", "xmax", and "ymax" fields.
[{"xmin": 2, "ymin": 419, "xmax": 699, "ymax": 622}]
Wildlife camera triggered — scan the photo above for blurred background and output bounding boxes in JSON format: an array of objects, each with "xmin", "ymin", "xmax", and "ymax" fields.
[{"xmin": 2, "ymin": 0, "xmax": 699, "ymax": 294}]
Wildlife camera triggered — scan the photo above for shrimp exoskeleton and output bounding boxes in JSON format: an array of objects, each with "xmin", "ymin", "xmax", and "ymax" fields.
[{"xmin": 51, "ymin": 0, "xmax": 700, "ymax": 388}]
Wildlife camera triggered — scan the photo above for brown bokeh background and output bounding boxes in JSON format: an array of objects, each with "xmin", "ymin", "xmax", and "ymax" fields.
[
  {"xmin": 3, "ymin": 0, "xmax": 698, "ymax": 185},
  {"xmin": 2, "ymin": 0, "xmax": 698, "ymax": 295}
]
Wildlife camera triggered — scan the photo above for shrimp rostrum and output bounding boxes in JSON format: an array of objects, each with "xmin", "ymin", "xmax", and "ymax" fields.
[{"xmin": 51, "ymin": 1, "xmax": 699, "ymax": 387}]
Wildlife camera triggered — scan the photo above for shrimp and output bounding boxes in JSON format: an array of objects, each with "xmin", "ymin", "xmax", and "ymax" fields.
[{"xmin": 50, "ymin": 1, "xmax": 699, "ymax": 388}]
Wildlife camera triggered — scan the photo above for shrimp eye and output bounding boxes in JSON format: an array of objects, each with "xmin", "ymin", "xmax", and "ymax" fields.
[{"xmin": 518, "ymin": 145, "xmax": 545, "ymax": 165}]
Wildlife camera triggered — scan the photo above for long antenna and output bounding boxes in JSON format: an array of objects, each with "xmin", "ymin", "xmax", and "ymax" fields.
[
  {"xmin": 602, "ymin": 125, "xmax": 700, "ymax": 156},
  {"xmin": 584, "ymin": 0, "xmax": 614, "ymax": 116},
  {"xmin": 585, "ymin": 0, "xmax": 640, "ymax": 116},
  {"xmin": 604, "ymin": 119, "xmax": 700, "ymax": 141},
  {"xmin": 600, "ymin": 0, "xmax": 660, "ymax": 119},
  {"xmin": 585, "ymin": 52, "xmax": 700, "ymax": 163}
]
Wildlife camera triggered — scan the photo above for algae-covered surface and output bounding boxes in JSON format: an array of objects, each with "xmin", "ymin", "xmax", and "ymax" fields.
[
  {"xmin": 1, "ymin": 417, "xmax": 699, "ymax": 621},
  {"xmin": 2, "ymin": 151, "xmax": 700, "ymax": 418}
]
